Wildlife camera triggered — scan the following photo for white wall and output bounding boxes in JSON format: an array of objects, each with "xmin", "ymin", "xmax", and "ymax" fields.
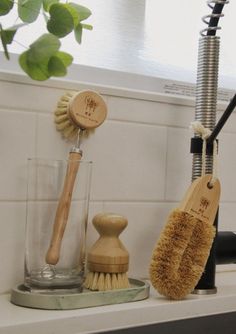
[
  {"xmin": 2, "ymin": 0, "xmax": 236, "ymax": 88},
  {"xmin": 0, "ymin": 68, "xmax": 236, "ymax": 294}
]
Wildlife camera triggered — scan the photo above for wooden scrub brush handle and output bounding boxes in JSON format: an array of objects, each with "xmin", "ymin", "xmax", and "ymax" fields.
[
  {"xmin": 45, "ymin": 151, "xmax": 82, "ymax": 265},
  {"xmin": 88, "ymin": 213, "xmax": 129, "ymax": 273}
]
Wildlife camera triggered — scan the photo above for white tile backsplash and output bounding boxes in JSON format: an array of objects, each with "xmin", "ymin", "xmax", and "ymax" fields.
[
  {"xmin": 218, "ymin": 132, "xmax": 236, "ymax": 202},
  {"xmin": 107, "ymin": 95, "xmax": 195, "ymax": 128},
  {"xmin": 0, "ymin": 81, "xmax": 63, "ymax": 113},
  {"xmin": 0, "ymin": 74, "xmax": 236, "ymax": 293},
  {"xmin": 36, "ymin": 112, "xmax": 71, "ymax": 159},
  {"xmin": 83, "ymin": 121, "xmax": 167, "ymax": 201},
  {"xmin": 218, "ymin": 203, "xmax": 236, "ymax": 231},
  {"xmin": 0, "ymin": 202, "xmax": 26, "ymax": 293},
  {"xmin": 165, "ymin": 127, "xmax": 192, "ymax": 201},
  {"xmin": 0, "ymin": 110, "xmax": 36, "ymax": 200}
]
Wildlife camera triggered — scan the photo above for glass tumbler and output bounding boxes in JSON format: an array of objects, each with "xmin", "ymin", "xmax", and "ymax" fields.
[{"xmin": 24, "ymin": 158, "xmax": 92, "ymax": 292}]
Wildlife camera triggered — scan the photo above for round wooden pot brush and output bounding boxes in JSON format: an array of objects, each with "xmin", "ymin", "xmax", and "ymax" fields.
[
  {"xmin": 45, "ymin": 90, "xmax": 107, "ymax": 266},
  {"xmin": 149, "ymin": 174, "xmax": 220, "ymax": 300},
  {"xmin": 84, "ymin": 213, "xmax": 130, "ymax": 291}
]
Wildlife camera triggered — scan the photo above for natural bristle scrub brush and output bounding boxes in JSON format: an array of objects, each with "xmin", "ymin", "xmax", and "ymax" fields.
[
  {"xmin": 45, "ymin": 90, "xmax": 107, "ymax": 266},
  {"xmin": 149, "ymin": 174, "xmax": 220, "ymax": 300},
  {"xmin": 84, "ymin": 213, "xmax": 130, "ymax": 291}
]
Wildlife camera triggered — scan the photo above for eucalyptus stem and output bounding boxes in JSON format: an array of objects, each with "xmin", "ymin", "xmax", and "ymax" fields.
[{"xmin": 13, "ymin": 39, "xmax": 28, "ymax": 50}]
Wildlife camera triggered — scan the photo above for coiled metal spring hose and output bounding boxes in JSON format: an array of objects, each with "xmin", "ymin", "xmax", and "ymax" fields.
[{"xmin": 192, "ymin": 0, "xmax": 229, "ymax": 180}]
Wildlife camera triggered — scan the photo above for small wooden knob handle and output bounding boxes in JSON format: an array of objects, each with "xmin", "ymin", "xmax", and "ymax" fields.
[
  {"xmin": 93, "ymin": 213, "xmax": 128, "ymax": 237},
  {"xmin": 88, "ymin": 213, "xmax": 129, "ymax": 273},
  {"xmin": 45, "ymin": 151, "xmax": 82, "ymax": 265}
]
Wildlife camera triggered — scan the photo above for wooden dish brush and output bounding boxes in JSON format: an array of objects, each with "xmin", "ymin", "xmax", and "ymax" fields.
[
  {"xmin": 54, "ymin": 90, "xmax": 107, "ymax": 140},
  {"xmin": 84, "ymin": 213, "xmax": 130, "ymax": 291},
  {"xmin": 45, "ymin": 90, "xmax": 107, "ymax": 266},
  {"xmin": 149, "ymin": 174, "xmax": 220, "ymax": 300}
]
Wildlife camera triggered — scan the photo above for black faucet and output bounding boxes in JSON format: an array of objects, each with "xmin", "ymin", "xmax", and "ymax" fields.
[
  {"xmin": 190, "ymin": 0, "xmax": 236, "ymax": 294},
  {"xmin": 190, "ymin": 96, "xmax": 236, "ymax": 293}
]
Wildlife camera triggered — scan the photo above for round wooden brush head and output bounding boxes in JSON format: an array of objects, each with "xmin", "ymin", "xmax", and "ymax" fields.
[
  {"xmin": 54, "ymin": 90, "xmax": 107, "ymax": 139},
  {"xmin": 68, "ymin": 90, "xmax": 107, "ymax": 130}
]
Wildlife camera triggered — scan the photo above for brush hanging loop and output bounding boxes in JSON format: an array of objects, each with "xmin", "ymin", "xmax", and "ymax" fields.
[{"xmin": 191, "ymin": 121, "xmax": 218, "ymax": 186}]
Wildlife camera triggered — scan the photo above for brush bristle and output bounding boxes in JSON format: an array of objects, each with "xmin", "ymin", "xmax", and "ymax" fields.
[
  {"xmin": 54, "ymin": 91, "xmax": 94, "ymax": 140},
  {"xmin": 54, "ymin": 91, "xmax": 77, "ymax": 140},
  {"xmin": 84, "ymin": 271, "xmax": 130, "ymax": 291},
  {"xmin": 149, "ymin": 209, "xmax": 216, "ymax": 300}
]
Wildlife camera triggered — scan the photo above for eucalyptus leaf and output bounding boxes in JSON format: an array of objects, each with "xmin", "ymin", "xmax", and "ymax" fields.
[
  {"xmin": 43, "ymin": 0, "xmax": 59, "ymax": 12},
  {"xmin": 47, "ymin": 4, "xmax": 74, "ymax": 38},
  {"xmin": 18, "ymin": 0, "xmax": 42, "ymax": 23},
  {"xmin": 74, "ymin": 23, "xmax": 82, "ymax": 44},
  {"xmin": 48, "ymin": 56, "xmax": 67, "ymax": 77},
  {"xmin": 64, "ymin": 4, "xmax": 79, "ymax": 27},
  {"xmin": 55, "ymin": 51, "xmax": 73, "ymax": 67},
  {"xmin": 27, "ymin": 33, "xmax": 60, "ymax": 63},
  {"xmin": 0, "ymin": 26, "xmax": 10, "ymax": 59},
  {"xmin": 0, "ymin": 23, "xmax": 25, "ymax": 59},
  {"xmin": 1, "ymin": 29, "xmax": 16, "ymax": 47},
  {"xmin": 0, "ymin": 0, "xmax": 14, "ymax": 16},
  {"xmin": 19, "ymin": 51, "xmax": 50, "ymax": 81},
  {"xmin": 1, "ymin": 40, "xmax": 9, "ymax": 59},
  {"xmin": 2, "ymin": 23, "xmax": 27, "ymax": 43},
  {"xmin": 68, "ymin": 3, "xmax": 91, "ymax": 22},
  {"xmin": 19, "ymin": 34, "xmax": 72, "ymax": 80}
]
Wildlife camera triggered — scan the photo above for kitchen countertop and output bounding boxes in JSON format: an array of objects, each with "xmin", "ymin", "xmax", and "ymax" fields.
[{"xmin": 1, "ymin": 271, "xmax": 236, "ymax": 334}]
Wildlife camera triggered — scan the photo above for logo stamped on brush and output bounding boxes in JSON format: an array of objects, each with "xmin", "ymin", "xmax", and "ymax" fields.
[
  {"xmin": 200, "ymin": 196, "xmax": 210, "ymax": 211},
  {"xmin": 190, "ymin": 196, "xmax": 211, "ymax": 220},
  {"xmin": 179, "ymin": 175, "xmax": 220, "ymax": 225}
]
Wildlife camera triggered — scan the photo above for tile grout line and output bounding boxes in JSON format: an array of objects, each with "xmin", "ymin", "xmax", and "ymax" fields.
[{"xmin": 163, "ymin": 127, "xmax": 169, "ymax": 201}]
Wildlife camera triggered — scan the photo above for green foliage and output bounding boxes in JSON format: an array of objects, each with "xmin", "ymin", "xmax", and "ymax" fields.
[
  {"xmin": 0, "ymin": 0, "xmax": 14, "ymax": 16},
  {"xmin": 0, "ymin": 23, "xmax": 26, "ymax": 59},
  {"xmin": 68, "ymin": 3, "xmax": 92, "ymax": 21},
  {"xmin": 43, "ymin": 0, "xmax": 59, "ymax": 12},
  {"xmin": 47, "ymin": 4, "xmax": 74, "ymax": 38},
  {"xmin": 74, "ymin": 23, "xmax": 83, "ymax": 44},
  {"xmin": 18, "ymin": 0, "xmax": 42, "ymax": 23},
  {"xmin": 19, "ymin": 33, "xmax": 73, "ymax": 80},
  {"xmin": 0, "ymin": 1, "xmax": 92, "ymax": 81}
]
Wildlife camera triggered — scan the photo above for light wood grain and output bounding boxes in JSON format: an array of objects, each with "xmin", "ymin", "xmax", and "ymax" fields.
[
  {"xmin": 45, "ymin": 152, "xmax": 82, "ymax": 265},
  {"xmin": 179, "ymin": 174, "xmax": 220, "ymax": 225},
  {"xmin": 88, "ymin": 213, "xmax": 129, "ymax": 273},
  {"xmin": 69, "ymin": 90, "xmax": 107, "ymax": 130}
]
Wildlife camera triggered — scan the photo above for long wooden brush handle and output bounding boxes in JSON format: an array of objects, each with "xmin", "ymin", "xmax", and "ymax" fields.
[{"xmin": 45, "ymin": 151, "xmax": 82, "ymax": 265}]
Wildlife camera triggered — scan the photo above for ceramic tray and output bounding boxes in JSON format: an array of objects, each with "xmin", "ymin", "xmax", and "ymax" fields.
[{"xmin": 11, "ymin": 278, "xmax": 150, "ymax": 310}]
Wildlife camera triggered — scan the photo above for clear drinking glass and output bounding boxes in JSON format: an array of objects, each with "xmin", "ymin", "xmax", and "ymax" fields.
[{"xmin": 24, "ymin": 158, "xmax": 92, "ymax": 292}]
